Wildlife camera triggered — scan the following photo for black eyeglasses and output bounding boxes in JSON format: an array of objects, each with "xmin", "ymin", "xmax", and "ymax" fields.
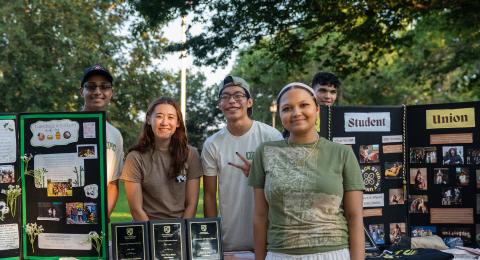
[
  {"xmin": 83, "ymin": 82, "xmax": 112, "ymax": 91},
  {"xmin": 219, "ymin": 92, "xmax": 247, "ymax": 102}
]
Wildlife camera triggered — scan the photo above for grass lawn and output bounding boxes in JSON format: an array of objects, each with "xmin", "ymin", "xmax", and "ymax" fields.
[{"xmin": 110, "ymin": 178, "xmax": 206, "ymax": 223}]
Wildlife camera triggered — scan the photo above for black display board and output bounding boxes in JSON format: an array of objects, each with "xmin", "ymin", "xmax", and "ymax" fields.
[
  {"xmin": 406, "ymin": 102, "xmax": 480, "ymax": 247},
  {"xmin": 321, "ymin": 106, "xmax": 407, "ymax": 246},
  {"xmin": 19, "ymin": 112, "xmax": 108, "ymax": 259},
  {"xmin": 0, "ymin": 114, "xmax": 21, "ymax": 260}
]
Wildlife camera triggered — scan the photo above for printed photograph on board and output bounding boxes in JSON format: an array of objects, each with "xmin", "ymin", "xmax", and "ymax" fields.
[
  {"xmin": 408, "ymin": 195, "xmax": 428, "ymax": 213},
  {"xmin": 410, "ymin": 147, "xmax": 437, "ymax": 164},
  {"xmin": 389, "ymin": 188, "xmax": 405, "ymax": 205},
  {"xmin": 410, "ymin": 168, "xmax": 428, "ymax": 191},
  {"xmin": 442, "ymin": 146, "xmax": 464, "ymax": 165},
  {"xmin": 477, "ymin": 170, "xmax": 480, "ymax": 189},
  {"xmin": 37, "ymin": 202, "xmax": 64, "ymax": 221},
  {"xmin": 384, "ymin": 162, "xmax": 403, "ymax": 179},
  {"xmin": 441, "ymin": 187, "xmax": 463, "ymax": 206},
  {"xmin": 456, "ymin": 167, "xmax": 470, "ymax": 186},
  {"xmin": 434, "ymin": 168, "xmax": 449, "ymax": 185},
  {"xmin": 389, "ymin": 223, "xmax": 406, "ymax": 244},
  {"xmin": 0, "ymin": 165, "xmax": 14, "ymax": 184},
  {"xmin": 77, "ymin": 144, "xmax": 97, "ymax": 159},
  {"xmin": 66, "ymin": 202, "xmax": 98, "ymax": 224},
  {"xmin": 46, "ymin": 179, "xmax": 73, "ymax": 197},
  {"xmin": 359, "ymin": 144, "xmax": 380, "ymax": 163},
  {"xmin": 424, "ymin": 147, "xmax": 437, "ymax": 163},
  {"xmin": 466, "ymin": 149, "xmax": 480, "ymax": 165},
  {"xmin": 411, "ymin": 226, "xmax": 437, "ymax": 237},
  {"xmin": 368, "ymin": 224, "xmax": 385, "ymax": 245}
]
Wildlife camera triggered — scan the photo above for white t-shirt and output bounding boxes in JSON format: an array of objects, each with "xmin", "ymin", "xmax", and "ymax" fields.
[
  {"xmin": 106, "ymin": 122, "xmax": 124, "ymax": 184},
  {"xmin": 202, "ymin": 120, "xmax": 282, "ymax": 251}
]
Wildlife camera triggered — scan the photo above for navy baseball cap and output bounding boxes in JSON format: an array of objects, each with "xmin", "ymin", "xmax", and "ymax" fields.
[{"xmin": 81, "ymin": 64, "xmax": 113, "ymax": 87}]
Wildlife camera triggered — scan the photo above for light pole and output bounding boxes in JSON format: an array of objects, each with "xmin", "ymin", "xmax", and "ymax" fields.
[
  {"xmin": 269, "ymin": 100, "xmax": 277, "ymax": 128},
  {"xmin": 180, "ymin": 15, "xmax": 187, "ymax": 123}
]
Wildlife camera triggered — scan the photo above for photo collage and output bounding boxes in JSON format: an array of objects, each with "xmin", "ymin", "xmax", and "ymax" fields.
[
  {"xmin": 406, "ymin": 104, "xmax": 480, "ymax": 246},
  {"xmin": 19, "ymin": 114, "xmax": 107, "ymax": 258},
  {"xmin": 329, "ymin": 107, "xmax": 407, "ymax": 246},
  {"xmin": 326, "ymin": 104, "xmax": 480, "ymax": 247}
]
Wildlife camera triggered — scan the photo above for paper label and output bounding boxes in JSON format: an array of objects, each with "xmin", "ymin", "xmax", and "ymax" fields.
[
  {"xmin": 382, "ymin": 135, "xmax": 402, "ymax": 143},
  {"xmin": 332, "ymin": 137, "xmax": 355, "ymax": 145},
  {"xmin": 38, "ymin": 233, "xmax": 91, "ymax": 250},
  {"xmin": 426, "ymin": 108, "xmax": 475, "ymax": 129},
  {"xmin": 34, "ymin": 153, "xmax": 85, "ymax": 188},
  {"xmin": 30, "ymin": 120, "xmax": 79, "ymax": 148},
  {"xmin": 0, "ymin": 224, "xmax": 19, "ymax": 250},
  {"xmin": 363, "ymin": 193, "xmax": 384, "ymax": 208},
  {"xmin": 344, "ymin": 112, "xmax": 391, "ymax": 132},
  {"xmin": 0, "ymin": 120, "xmax": 16, "ymax": 163}
]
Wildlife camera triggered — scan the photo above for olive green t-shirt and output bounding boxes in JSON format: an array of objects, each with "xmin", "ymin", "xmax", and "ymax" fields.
[
  {"xmin": 120, "ymin": 145, "xmax": 203, "ymax": 219},
  {"xmin": 248, "ymin": 137, "xmax": 364, "ymax": 254}
]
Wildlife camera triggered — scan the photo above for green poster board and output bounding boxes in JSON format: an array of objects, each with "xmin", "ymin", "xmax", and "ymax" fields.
[{"xmin": 19, "ymin": 112, "xmax": 108, "ymax": 259}]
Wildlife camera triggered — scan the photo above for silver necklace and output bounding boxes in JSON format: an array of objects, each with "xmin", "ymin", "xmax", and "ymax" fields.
[{"xmin": 287, "ymin": 135, "xmax": 320, "ymax": 168}]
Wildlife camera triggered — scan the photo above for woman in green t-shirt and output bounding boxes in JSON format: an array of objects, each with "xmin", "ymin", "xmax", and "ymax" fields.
[{"xmin": 249, "ymin": 83, "xmax": 365, "ymax": 260}]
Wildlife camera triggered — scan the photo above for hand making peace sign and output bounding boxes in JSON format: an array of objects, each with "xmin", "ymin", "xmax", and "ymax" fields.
[{"xmin": 228, "ymin": 152, "xmax": 251, "ymax": 177}]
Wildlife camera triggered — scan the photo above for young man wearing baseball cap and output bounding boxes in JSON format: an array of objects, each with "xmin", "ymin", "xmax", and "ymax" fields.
[
  {"xmin": 80, "ymin": 64, "xmax": 124, "ymax": 218},
  {"xmin": 202, "ymin": 75, "xmax": 282, "ymax": 252}
]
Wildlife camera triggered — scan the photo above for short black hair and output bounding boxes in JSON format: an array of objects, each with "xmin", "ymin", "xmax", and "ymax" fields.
[{"xmin": 311, "ymin": 72, "xmax": 340, "ymax": 89}]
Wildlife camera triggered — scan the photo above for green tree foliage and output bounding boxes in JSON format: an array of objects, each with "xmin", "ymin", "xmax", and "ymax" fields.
[
  {"xmin": 0, "ymin": 1, "xmax": 219, "ymax": 149},
  {"xmin": 230, "ymin": 9, "xmax": 480, "ymax": 124},
  {"xmin": 131, "ymin": 1, "xmax": 479, "ymax": 67}
]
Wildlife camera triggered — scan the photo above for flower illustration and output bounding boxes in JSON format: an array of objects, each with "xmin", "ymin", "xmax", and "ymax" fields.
[
  {"xmin": 0, "ymin": 201, "xmax": 9, "ymax": 221},
  {"xmin": 1, "ymin": 185, "xmax": 21, "ymax": 218},
  {"xmin": 26, "ymin": 222, "xmax": 44, "ymax": 253},
  {"xmin": 87, "ymin": 231, "xmax": 103, "ymax": 257}
]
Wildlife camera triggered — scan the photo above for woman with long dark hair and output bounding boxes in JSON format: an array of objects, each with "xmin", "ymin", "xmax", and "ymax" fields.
[{"xmin": 120, "ymin": 97, "xmax": 202, "ymax": 220}]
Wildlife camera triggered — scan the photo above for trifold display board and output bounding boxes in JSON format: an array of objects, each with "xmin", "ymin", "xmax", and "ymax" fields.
[
  {"xmin": 321, "ymin": 106, "xmax": 407, "ymax": 246},
  {"xmin": 406, "ymin": 102, "xmax": 480, "ymax": 247},
  {"xmin": 0, "ymin": 114, "xmax": 21, "ymax": 259},
  {"xmin": 321, "ymin": 102, "xmax": 480, "ymax": 247},
  {"xmin": 0, "ymin": 112, "xmax": 108, "ymax": 260}
]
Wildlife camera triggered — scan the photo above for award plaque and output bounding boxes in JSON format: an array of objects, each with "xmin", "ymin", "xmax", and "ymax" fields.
[
  {"xmin": 150, "ymin": 220, "xmax": 187, "ymax": 260},
  {"xmin": 186, "ymin": 218, "xmax": 223, "ymax": 260},
  {"xmin": 112, "ymin": 222, "xmax": 149, "ymax": 260}
]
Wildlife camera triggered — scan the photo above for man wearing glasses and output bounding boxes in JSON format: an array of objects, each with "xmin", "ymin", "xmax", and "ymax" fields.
[
  {"xmin": 202, "ymin": 76, "xmax": 282, "ymax": 252},
  {"xmin": 80, "ymin": 64, "xmax": 124, "ymax": 218}
]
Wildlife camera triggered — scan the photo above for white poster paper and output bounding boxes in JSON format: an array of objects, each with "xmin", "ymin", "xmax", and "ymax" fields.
[
  {"xmin": 332, "ymin": 137, "xmax": 356, "ymax": 145},
  {"xmin": 38, "ymin": 233, "xmax": 91, "ymax": 250},
  {"xmin": 0, "ymin": 120, "xmax": 16, "ymax": 163},
  {"xmin": 0, "ymin": 223, "xmax": 19, "ymax": 250},
  {"xmin": 34, "ymin": 153, "xmax": 85, "ymax": 188},
  {"xmin": 30, "ymin": 120, "xmax": 79, "ymax": 148},
  {"xmin": 363, "ymin": 193, "xmax": 385, "ymax": 208},
  {"xmin": 83, "ymin": 122, "xmax": 96, "ymax": 138},
  {"xmin": 382, "ymin": 135, "xmax": 403, "ymax": 143},
  {"xmin": 344, "ymin": 112, "xmax": 391, "ymax": 132},
  {"xmin": 84, "ymin": 184, "xmax": 98, "ymax": 199}
]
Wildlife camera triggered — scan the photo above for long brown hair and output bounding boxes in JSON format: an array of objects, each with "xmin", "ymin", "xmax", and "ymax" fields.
[{"xmin": 128, "ymin": 97, "xmax": 189, "ymax": 178}]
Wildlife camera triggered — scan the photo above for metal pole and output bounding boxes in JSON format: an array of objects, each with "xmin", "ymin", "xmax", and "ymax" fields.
[
  {"xmin": 180, "ymin": 15, "xmax": 187, "ymax": 122},
  {"xmin": 272, "ymin": 113, "xmax": 276, "ymax": 128}
]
